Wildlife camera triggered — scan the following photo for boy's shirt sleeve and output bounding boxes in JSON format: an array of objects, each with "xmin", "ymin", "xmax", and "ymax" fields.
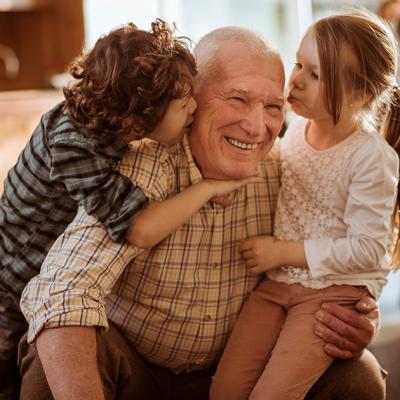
[
  {"xmin": 49, "ymin": 137, "xmax": 148, "ymax": 242},
  {"xmin": 20, "ymin": 140, "xmax": 176, "ymax": 342}
]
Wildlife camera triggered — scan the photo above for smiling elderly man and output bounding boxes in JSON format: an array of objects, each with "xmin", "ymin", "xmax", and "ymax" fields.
[{"xmin": 19, "ymin": 26, "xmax": 384, "ymax": 400}]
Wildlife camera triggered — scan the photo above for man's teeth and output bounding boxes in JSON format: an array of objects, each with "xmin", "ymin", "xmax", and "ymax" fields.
[{"xmin": 227, "ymin": 138, "xmax": 258, "ymax": 150}]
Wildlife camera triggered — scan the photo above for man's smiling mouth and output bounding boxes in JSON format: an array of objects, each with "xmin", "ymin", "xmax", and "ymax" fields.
[{"xmin": 226, "ymin": 137, "xmax": 259, "ymax": 150}]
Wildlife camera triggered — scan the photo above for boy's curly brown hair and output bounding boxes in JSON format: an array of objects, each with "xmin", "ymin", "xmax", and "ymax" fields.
[{"xmin": 63, "ymin": 19, "xmax": 196, "ymax": 145}]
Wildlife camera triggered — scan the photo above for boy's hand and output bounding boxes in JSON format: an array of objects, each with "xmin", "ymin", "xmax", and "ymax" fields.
[
  {"xmin": 206, "ymin": 176, "xmax": 263, "ymax": 199},
  {"xmin": 239, "ymin": 236, "xmax": 284, "ymax": 273}
]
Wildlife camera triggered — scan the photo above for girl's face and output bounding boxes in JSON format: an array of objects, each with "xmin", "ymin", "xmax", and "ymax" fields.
[{"xmin": 287, "ymin": 30, "xmax": 330, "ymax": 121}]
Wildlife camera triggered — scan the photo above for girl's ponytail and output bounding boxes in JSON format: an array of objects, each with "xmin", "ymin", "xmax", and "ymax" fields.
[{"xmin": 382, "ymin": 85, "xmax": 400, "ymax": 270}]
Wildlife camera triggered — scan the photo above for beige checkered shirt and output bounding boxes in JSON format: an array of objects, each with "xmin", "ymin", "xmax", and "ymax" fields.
[{"xmin": 21, "ymin": 135, "xmax": 280, "ymax": 373}]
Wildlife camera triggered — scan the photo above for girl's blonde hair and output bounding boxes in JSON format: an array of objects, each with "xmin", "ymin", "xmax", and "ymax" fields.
[{"xmin": 313, "ymin": 10, "xmax": 400, "ymax": 269}]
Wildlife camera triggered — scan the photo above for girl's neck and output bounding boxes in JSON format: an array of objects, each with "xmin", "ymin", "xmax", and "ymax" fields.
[{"xmin": 306, "ymin": 117, "xmax": 360, "ymax": 150}]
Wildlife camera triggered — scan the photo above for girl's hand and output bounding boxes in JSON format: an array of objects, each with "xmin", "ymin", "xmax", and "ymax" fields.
[
  {"xmin": 239, "ymin": 236, "xmax": 284, "ymax": 273},
  {"xmin": 239, "ymin": 236, "xmax": 308, "ymax": 273}
]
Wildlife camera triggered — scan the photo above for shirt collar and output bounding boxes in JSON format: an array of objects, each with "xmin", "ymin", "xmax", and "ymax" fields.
[
  {"xmin": 98, "ymin": 139, "xmax": 131, "ymax": 159},
  {"xmin": 182, "ymin": 133, "xmax": 203, "ymax": 185}
]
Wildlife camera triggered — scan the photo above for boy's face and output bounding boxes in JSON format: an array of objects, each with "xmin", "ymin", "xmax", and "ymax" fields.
[{"xmin": 146, "ymin": 95, "xmax": 197, "ymax": 147}]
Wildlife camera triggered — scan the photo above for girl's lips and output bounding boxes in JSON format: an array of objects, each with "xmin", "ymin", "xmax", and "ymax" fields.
[{"xmin": 287, "ymin": 95, "xmax": 299, "ymax": 104}]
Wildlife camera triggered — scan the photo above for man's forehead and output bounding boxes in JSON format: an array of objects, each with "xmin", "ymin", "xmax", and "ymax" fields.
[
  {"xmin": 220, "ymin": 50, "xmax": 284, "ymax": 85},
  {"xmin": 229, "ymin": 86, "xmax": 284, "ymax": 102}
]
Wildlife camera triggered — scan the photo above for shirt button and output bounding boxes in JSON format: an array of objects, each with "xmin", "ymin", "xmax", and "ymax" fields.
[
  {"xmin": 212, "ymin": 262, "xmax": 218, "ymax": 269},
  {"xmin": 204, "ymin": 314, "xmax": 212, "ymax": 321}
]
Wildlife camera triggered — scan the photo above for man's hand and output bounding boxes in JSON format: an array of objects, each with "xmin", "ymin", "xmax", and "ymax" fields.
[{"xmin": 314, "ymin": 296, "xmax": 378, "ymax": 359}]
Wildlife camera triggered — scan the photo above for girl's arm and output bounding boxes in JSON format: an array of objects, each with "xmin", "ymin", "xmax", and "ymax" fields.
[
  {"xmin": 304, "ymin": 141, "xmax": 398, "ymax": 278},
  {"xmin": 239, "ymin": 139, "xmax": 399, "ymax": 276},
  {"xmin": 127, "ymin": 177, "xmax": 260, "ymax": 248},
  {"xmin": 239, "ymin": 236, "xmax": 308, "ymax": 273}
]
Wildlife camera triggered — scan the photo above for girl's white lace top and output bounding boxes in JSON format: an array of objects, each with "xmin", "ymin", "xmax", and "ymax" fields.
[{"xmin": 267, "ymin": 117, "xmax": 399, "ymax": 298}]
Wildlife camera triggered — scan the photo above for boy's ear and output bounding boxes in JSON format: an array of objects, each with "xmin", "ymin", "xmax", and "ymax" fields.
[{"xmin": 121, "ymin": 117, "xmax": 145, "ymax": 141}]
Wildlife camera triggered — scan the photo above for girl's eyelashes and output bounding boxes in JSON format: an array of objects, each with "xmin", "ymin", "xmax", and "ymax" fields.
[{"xmin": 294, "ymin": 61, "xmax": 319, "ymax": 80}]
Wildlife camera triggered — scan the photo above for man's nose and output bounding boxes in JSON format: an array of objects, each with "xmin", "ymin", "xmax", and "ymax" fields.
[{"xmin": 239, "ymin": 104, "xmax": 266, "ymax": 137}]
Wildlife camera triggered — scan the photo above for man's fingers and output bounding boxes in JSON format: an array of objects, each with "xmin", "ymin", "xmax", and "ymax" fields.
[
  {"xmin": 354, "ymin": 295, "xmax": 378, "ymax": 314},
  {"xmin": 323, "ymin": 343, "xmax": 354, "ymax": 359},
  {"xmin": 314, "ymin": 322, "xmax": 359, "ymax": 355},
  {"xmin": 320, "ymin": 303, "xmax": 374, "ymax": 331},
  {"xmin": 315, "ymin": 309, "xmax": 362, "ymax": 340}
]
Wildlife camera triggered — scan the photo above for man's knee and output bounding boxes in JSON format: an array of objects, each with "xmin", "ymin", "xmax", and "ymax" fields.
[
  {"xmin": 305, "ymin": 350, "xmax": 386, "ymax": 400},
  {"xmin": 18, "ymin": 334, "xmax": 53, "ymax": 400}
]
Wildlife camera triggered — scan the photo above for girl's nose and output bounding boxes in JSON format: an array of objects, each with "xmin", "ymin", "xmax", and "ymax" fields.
[{"xmin": 291, "ymin": 73, "xmax": 305, "ymax": 90}]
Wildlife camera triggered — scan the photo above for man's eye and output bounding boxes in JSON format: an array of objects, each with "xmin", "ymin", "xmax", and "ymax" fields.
[
  {"xmin": 230, "ymin": 96, "xmax": 246, "ymax": 103},
  {"xmin": 266, "ymin": 104, "xmax": 282, "ymax": 111}
]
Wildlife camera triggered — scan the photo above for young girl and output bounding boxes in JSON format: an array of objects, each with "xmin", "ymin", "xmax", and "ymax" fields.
[
  {"xmin": 210, "ymin": 10, "xmax": 400, "ymax": 400},
  {"xmin": 0, "ymin": 19, "xmax": 199, "ymax": 395}
]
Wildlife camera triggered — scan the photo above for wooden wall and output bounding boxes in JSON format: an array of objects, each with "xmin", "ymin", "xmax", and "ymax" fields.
[{"xmin": 0, "ymin": 0, "xmax": 84, "ymax": 91}]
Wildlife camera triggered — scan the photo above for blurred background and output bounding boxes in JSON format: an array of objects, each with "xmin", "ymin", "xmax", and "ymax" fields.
[{"xmin": 0, "ymin": 0, "xmax": 399, "ymax": 397}]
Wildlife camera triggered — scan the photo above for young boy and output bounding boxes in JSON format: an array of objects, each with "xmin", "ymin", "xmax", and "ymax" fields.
[{"xmin": 0, "ymin": 19, "xmax": 197, "ymax": 397}]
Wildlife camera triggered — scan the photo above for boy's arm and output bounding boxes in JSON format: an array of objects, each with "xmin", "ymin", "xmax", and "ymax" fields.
[
  {"xmin": 50, "ymin": 139, "xmax": 148, "ymax": 242},
  {"xmin": 127, "ymin": 177, "xmax": 260, "ymax": 248}
]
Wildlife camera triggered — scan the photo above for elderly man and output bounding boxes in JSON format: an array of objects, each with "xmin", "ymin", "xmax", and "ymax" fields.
[{"xmin": 19, "ymin": 27, "xmax": 384, "ymax": 400}]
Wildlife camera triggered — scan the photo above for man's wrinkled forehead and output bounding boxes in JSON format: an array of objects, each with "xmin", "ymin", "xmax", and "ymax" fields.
[
  {"xmin": 221, "ymin": 44, "xmax": 283, "ymax": 77},
  {"xmin": 194, "ymin": 40, "xmax": 285, "ymax": 98},
  {"xmin": 220, "ymin": 50, "xmax": 284, "ymax": 89}
]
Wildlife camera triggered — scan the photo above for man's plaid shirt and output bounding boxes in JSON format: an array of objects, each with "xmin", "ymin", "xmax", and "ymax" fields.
[{"xmin": 21, "ymin": 135, "xmax": 280, "ymax": 372}]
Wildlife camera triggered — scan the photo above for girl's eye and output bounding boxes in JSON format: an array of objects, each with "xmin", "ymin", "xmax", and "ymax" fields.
[
  {"xmin": 311, "ymin": 72, "xmax": 319, "ymax": 79},
  {"xmin": 294, "ymin": 62, "xmax": 302, "ymax": 69}
]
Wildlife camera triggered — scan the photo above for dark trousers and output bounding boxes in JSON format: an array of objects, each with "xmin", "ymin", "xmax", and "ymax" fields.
[{"xmin": 18, "ymin": 323, "xmax": 386, "ymax": 400}]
